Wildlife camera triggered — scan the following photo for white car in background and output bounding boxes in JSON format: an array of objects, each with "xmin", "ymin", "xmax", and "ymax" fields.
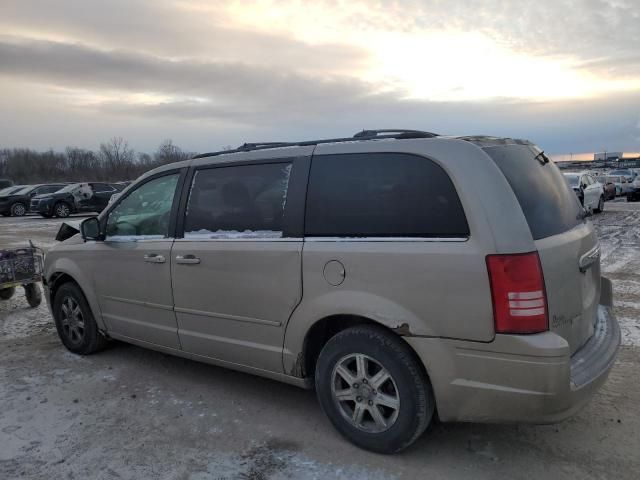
[{"xmin": 563, "ymin": 172, "xmax": 605, "ymax": 213}]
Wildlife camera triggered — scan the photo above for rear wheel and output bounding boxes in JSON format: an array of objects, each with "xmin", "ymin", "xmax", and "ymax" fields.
[
  {"xmin": 594, "ymin": 195, "xmax": 604, "ymax": 213},
  {"xmin": 10, "ymin": 202, "xmax": 26, "ymax": 217},
  {"xmin": 53, "ymin": 282, "xmax": 107, "ymax": 354},
  {"xmin": 315, "ymin": 325, "xmax": 434, "ymax": 453},
  {"xmin": 54, "ymin": 201, "xmax": 71, "ymax": 218}
]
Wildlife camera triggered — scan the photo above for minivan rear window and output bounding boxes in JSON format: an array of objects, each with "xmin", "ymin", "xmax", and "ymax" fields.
[{"xmin": 485, "ymin": 145, "xmax": 582, "ymax": 240}]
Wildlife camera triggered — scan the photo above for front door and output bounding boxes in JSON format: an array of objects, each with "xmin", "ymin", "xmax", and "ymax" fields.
[
  {"xmin": 91, "ymin": 171, "xmax": 183, "ymax": 349},
  {"xmin": 171, "ymin": 160, "xmax": 303, "ymax": 372}
]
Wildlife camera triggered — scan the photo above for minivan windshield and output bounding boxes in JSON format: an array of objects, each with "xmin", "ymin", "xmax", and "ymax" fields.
[{"xmin": 485, "ymin": 145, "xmax": 583, "ymax": 240}]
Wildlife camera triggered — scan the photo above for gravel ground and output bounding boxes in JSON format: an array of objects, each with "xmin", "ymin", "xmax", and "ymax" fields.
[{"xmin": 1, "ymin": 202, "xmax": 639, "ymax": 480}]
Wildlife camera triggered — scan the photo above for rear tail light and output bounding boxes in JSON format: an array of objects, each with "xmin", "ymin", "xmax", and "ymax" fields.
[{"xmin": 486, "ymin": 252, "xmax": 548, "ymax": 334}]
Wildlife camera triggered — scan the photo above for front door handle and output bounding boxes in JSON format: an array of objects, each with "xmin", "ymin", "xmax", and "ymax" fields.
[
  {"xmin": 144, "ymin": 253, "xmax": 166, "ymax": 264},
  {"xmin": 175, "ymin": 254, "xmax": 201, "ymax": 265}
]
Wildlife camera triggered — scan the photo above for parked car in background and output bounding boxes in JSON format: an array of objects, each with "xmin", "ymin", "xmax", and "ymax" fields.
[
  {"xmin": 31, "ymin": 182, "xmax": 119, "ymax": 218},
  {"xmin": 45, "ymin": 131, "xmax": 619, "ymax": 453},
  {"xmin": 0, "ymin": 185, "xmax": 26, "ymax": 197},
  {"xmin": 604, "ymin": 175, "xmax": 626, "ymax": 196},
  {"xmin": 563, "ymin": 172, "xmax": 605, "ymax": 212},
  {"xmin": 627, "ymin": 176, "xmax": 640, "ymax": 202},
  {"xmin": 594, "ymin": 176, "xmax": 616, "ymax": 200},
  {"xmin": 0, "ymin": 184, "xmax": 66, "ymax": 217},
  {"xmin": 609, "ymin": 169, "xmax": 636, "ymax": 183}
]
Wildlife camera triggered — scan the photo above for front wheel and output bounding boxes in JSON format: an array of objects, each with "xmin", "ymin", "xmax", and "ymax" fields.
[
  {"xmin": 54, "ymin": 202, "xmax": 71, "ymax": 218},
  {"xmin": 315, "ymin": 325, "xmax": 434, "ymax": 453},
  {"xmin": 594, "ymin": 195, "xmax": 604, "ymax": 213},
  {"xmin": 53, "ymin": 282, "xmax": 107, "ymax": 354}
]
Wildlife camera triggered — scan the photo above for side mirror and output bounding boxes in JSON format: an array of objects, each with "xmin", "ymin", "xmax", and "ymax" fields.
[{"xmin": 81, "ymin": 217, "xmax": 101, "ymax": 241}]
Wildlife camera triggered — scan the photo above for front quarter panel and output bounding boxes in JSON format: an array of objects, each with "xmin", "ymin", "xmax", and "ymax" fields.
[{"xmin": 45, "ymin": 237, "xmax": 106, "ymax": 330}]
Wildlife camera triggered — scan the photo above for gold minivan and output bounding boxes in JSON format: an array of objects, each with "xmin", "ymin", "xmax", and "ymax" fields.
[{"xmin": 44, "ymin": 130, "xmax": 620, "ymax": 453}]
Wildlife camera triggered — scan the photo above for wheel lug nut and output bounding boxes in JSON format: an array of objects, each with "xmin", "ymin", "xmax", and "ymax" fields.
[
  {"xmin": 353, "ymin": 383, "xmax": 359, "ymax": 388},
  {"xmin": 368, "ymin": 400, "xmax": 373, "ymax": 406},
  {"xmin": 356, "ymin": 396, "xmax": 362, "ymax": 402},
  {"xmin": 362, "ymin": 379, "xmax": 368, "ymax": 384},
  {"xmin": 372, "ymin": 390, "xmax": 377, "ymax": 395}
]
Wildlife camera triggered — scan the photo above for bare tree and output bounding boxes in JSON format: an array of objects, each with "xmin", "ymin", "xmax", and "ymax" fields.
[
  {"xmin": 154, "ymin": 139, "xmax": 191, "ymax": 165},
  {"xmin": 0, "ymin": 138, "xmax": 197, "ymax": 184}
]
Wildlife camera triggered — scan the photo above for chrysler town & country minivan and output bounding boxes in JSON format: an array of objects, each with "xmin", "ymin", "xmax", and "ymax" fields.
[{"xmin": 43, "ymin": 130, "xmax": 620, "ymax": 453}]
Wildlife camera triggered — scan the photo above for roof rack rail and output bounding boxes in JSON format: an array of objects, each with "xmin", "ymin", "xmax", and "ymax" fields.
[
  {"xmin": 353, "ymin": 129, "xmax": 438, "ymax": 139},
  {"xmin": 193, "ymin": 128, "xmax": 439, "ymax": 159}
]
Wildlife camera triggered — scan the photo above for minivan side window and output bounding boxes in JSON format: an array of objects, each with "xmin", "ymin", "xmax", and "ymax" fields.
[
  {"xmin": 183, "ymin": 162, "xmax": 292, "ymax": 238},
  {"xmin": 105, "ymin": 173, "xmax": 180, "ymax": 240},
  {"xmin": 305, "ymin": 153, "xmax": 469, "ymax": 237}
]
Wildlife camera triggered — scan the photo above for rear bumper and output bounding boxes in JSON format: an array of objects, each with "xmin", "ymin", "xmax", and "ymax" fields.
[{"xmin": 407, "ymin": 284, "xmax": 620, "ymax": 424}]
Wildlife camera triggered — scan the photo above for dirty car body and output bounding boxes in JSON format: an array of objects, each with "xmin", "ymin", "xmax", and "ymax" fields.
[{"xmin": 43, "ymin": 131, "xmax": 620, "ymax": 453}]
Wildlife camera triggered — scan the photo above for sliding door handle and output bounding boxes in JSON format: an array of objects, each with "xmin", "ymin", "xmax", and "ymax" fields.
[
  {"xmin": 175, "ymin": 254, "xmax": 201, "ymax": 265},
  {"xmin": 144, "ymin": 253, "xmax": 166, "ymax": 264}
]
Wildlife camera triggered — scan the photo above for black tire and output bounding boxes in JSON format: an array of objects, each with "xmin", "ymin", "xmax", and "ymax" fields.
[
  {"xmin": 53, "ymin": 282, "xmax": 107, "ymax": 355},
  {"xmin": 10, "ymin": 202, "xmax": 27, "ymax": 217},
  {"xmin": 0, "ymin": 287, "xmax": 16, "ymax": 300},
  {"xmin": 54, "ymin": 201, "xmax": 71, "ymax": 218},
  {"xmin": 594, "ymin": 195, "xmax": 604, "ymax": 213},
  {"xmin": 23, "ymin": 283, "xmax": 42, "ymax": 308},
  {"xmin": 315, "ymin": 325, "xmax": 434, "ymax": 454}
]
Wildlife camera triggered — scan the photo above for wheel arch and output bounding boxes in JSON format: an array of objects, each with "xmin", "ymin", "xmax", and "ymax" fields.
[
  {"xmin": 46, "ymin": 265, "xmax": 105, "ymax": 331},
  {"xmin": 288, "ymin": 313, "xmax": 431, "ymax": 387}
]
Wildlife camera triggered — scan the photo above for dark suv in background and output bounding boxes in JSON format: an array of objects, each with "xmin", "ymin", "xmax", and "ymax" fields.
[
  {"xmin": 31, "ymin": 182, "xmax": 120, "ymax": 218},
  {"xmin": 0, "ymin": 184, "xmax": 66, "ymax": 216}
]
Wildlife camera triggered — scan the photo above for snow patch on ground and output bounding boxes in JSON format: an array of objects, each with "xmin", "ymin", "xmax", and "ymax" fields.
[
  {"xmin": 0, "ymin": 289, "xmax": 52, "ymax": 339},
  {"xmin": 619, "ymin": 316, "xmax": 640, "ymax": 347}
]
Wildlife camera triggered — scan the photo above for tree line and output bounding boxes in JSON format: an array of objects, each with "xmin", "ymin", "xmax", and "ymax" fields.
[{"xmin": 0, "ymin": 138, "xmax": 196, "ymax": 184}]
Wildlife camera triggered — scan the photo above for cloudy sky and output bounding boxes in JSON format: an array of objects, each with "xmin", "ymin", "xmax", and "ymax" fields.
[{"xmin": 0, "ymin": 0, "xmax": 639, "ymax": 158}]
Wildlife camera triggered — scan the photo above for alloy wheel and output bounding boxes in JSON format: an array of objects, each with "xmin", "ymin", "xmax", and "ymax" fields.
[
  {"xmin": 56, "ymin": 203, "xmax": 70, "ymax": 217},
  {"xmin": 60, "ymin": 296, "xmax": 85, "ymax": 345},
  {"xmin": 330, "ymin": 353, "xmax": 400, "ymax": 433},
  {"xmin": 12, "ymin": 203, "xmax": 26, "ymax": 216}
]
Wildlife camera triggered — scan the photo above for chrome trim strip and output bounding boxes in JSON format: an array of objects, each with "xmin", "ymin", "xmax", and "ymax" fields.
[
  {"xmin": 304, "ymin": 236, "xmax": 469, "ymax": 242},
  {"xmin": 579, "ymin": 244, "xmax": 601, "ymax": 273},
  {"xmin": 174, "ymin": 306, "xmax": 281, "ymax": 326},
  {"xmin": 101, "ymin": 295, "xmax": 173, "ymax": 311},
  {"xmin": 174, "ymin": 237, "xmax": 300, "ymax": 242}
]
